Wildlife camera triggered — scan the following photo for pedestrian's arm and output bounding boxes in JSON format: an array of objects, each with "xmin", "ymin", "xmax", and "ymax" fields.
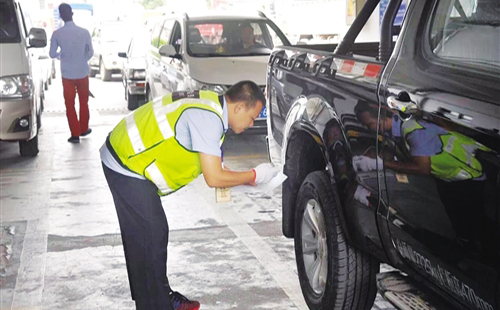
[
  {"xmin": 86, "ymin": 31, "xmax": 94, "ymax": 60},
  {"xmin": 199, "ymin": 153, "xmax": 255, "ymax": 188},
  {"xmin": 49, "ymin": 33, "xmax": 60, "ymax": 59},
  {"xmin": 384, "ymin": 156, "xmax": 431, "ymax": 176}
]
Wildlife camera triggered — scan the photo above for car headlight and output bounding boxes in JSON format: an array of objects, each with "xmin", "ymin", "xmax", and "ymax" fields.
[
  {"xmin": 192, "ymin": 80, "xmax": 227, "ymax": 95},
  {"xmin": 0, "ymin": 75, "xmax": 32, "ymax": 98},
  {"xmin": 129, "ymin": 69, "xmax": 146, "ymax": 79}
]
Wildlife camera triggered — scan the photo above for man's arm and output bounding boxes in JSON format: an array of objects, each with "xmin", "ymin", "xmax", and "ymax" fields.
[
  {"xmin": 199, "ymin": 153, "xmax": 255, "ymax": 188},
  {"xmin": 384, "ymin": 156, "xmax": 431, "ymax": 176},
  {"xmin": 85, "ymin": 31, "xmax": 94, "ymax": 60},
  {"xmin": 49, "ymin": 33, "xmax": 60, "ymax": 59}
]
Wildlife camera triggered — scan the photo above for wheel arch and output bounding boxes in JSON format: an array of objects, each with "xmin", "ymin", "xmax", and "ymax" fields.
[{"xmin": 281, "ymin": 95, "xmax": 351, "ymax": 243}]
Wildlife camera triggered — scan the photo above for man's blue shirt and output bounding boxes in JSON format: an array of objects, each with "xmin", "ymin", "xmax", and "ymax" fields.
[
  {"xmin": 50, "ymin": 21, "xmax": 93, "ymax": 79},
  {"xmin": 392, "ymin": 115, "xmax": 446, "ymax": 157}
]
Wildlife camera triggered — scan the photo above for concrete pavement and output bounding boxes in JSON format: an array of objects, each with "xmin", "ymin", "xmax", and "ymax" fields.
[{"xmin": 0, "ymin": 74, "xmax": 396, "ymax": 310}]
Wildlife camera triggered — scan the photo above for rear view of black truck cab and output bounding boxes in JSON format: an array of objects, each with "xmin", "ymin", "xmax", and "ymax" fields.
[{"xmin": 265, "ymin": 0, "xmax": 500, "ymax": 309}]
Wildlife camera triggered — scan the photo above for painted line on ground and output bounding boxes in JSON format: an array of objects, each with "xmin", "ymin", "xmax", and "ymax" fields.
[{"xmin": 191, "ymin": 178, "xmax": 308, "ymax": 310}]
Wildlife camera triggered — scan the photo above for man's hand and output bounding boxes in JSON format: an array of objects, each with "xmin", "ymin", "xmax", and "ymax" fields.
[
  {"xmin": 353, "ymin": 155, "xmax": 383, "ymax": 172},
  {"xmin": 253, "ymin": 163, "xmax": 280, "ymax": 185}
]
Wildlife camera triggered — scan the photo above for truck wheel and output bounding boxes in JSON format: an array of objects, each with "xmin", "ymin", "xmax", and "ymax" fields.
[
  {"xmin": 100, "ymin": 61, "xmax": 111, "ymax": 81},
  {"xmin": 89, "ymin": 69, "xmax": 98, "ymax": 78},
  {"xmin": 295, "ymin": 171, "xmax": 378, "ymax": 310},
  {"xmin": 19, "ymin": 134, "xmax": 39, "ymax": 157},
  {"xmin": 127, "ymin": 92, "xmax": 140, "ymax": 110}
]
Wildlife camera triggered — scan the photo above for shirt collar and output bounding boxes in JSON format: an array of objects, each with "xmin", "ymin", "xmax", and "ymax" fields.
[
  {"xmin": 392, "ymin": 114, "xmax": 402, "ymax": 137},
  {"xmin": 64, "ymin": 21, "xmax": 75, "ymax": 26},
  {"xmin": 223, "ymin": 96, "xmax": 229, "ymax": 133}
]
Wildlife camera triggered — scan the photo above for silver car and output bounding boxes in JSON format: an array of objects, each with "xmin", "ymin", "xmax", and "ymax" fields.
[{"xmin": 119, "ymin": 34, "xmax": 148, "ymax": 110}]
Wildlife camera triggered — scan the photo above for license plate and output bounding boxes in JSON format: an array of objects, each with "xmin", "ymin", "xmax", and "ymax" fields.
[{"xmin": 258, "ymin": 106, "xmax": 267, "ymax": 119}]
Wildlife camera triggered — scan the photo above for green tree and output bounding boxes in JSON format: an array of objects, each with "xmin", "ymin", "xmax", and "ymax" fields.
[{"xmin": 141, "ymin": 0, "xmax": 165, "ymax": 9}]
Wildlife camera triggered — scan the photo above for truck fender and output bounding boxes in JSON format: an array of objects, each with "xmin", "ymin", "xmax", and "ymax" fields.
[{"xmin": 281, "ymin": 95, "xmax": 352, "ymax": 242}]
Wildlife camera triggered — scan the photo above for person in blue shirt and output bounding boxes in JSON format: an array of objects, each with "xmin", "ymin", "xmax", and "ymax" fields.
[{"xmin": 49, "ymin": 3, "xmax": 93, "ymax": 143}]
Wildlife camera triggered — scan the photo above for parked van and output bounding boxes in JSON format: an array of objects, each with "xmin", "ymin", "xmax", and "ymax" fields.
[{"xmin": 0, "ymin": 0, "xmax": 47, "ymax": 156}]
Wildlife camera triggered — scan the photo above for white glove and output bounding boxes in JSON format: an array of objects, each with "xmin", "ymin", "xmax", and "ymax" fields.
[
  {"xmin": 353, "ymin": 156, "xmax": 383, "ymax": 172},
  {"xmin": 253, "ymin": 163, "xmax": 281, "ymax": 185}
]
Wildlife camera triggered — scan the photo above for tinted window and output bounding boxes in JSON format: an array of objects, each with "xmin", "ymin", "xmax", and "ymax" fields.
[
  {"xmin": 186, "ymin": 19, "xmax": 288, "ymax": 57},
  {"xmin": 0, "ymin": 0, "xmax": 21, "ymax": 43},
  {"xmin": 430, "ymin": 0, "xmax": 500, "ymax": 68}
]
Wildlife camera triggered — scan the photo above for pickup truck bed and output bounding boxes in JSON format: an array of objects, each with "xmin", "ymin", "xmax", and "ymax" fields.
[{"xmin": 266, "ymin": 0, "xmax": 500, "ymax": 310}]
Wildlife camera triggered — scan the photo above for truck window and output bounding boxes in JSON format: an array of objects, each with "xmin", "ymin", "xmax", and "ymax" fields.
[{"xmin": 430, "ymin": 0, "xmax": 500, "ymax": 69}]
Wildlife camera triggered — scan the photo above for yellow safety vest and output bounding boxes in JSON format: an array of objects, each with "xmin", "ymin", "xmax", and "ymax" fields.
[
  {"xmin": 402, "ymin": 119, "xmax": 489, "ymax": 181},
  {"xmin": 109, "ymin": 90, "xmax": 224, "ymax": 195}
]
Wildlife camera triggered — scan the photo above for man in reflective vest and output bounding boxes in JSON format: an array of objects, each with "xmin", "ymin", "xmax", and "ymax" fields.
[
  {"xmin": 353, "ymin": 102, "xmax": 489, "ymax": 181},
  {"xmin": 100, "ymin": 81, "xmax": 280, "ymax": 310}
]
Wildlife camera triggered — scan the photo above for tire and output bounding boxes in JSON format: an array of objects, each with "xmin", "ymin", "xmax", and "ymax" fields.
[
  {"xmin": 44, "ymin": 80, "xmax": 49, "ymax": 91},
  {"xmin": 89, "ymin": 69, "xmax": 98, "ymax": 78},
  {"xmin": 295, "ymin": 171, "xmax": 379, "ymax": 310},
  {"xmin": 146, "ymin": 86, "xmax": 153, "ymax": 102},
  {"xmin": 19, "ymin": 134, "xmax": 39, "ymax": 157},
  {"xmin": 127, "ymin": 92, "xmax": 140, "ymax": 110},
  {"xmin": 48, "ymin": 75, "xmax": 52, "ymax": 85},
  {"xmin": 100, "ymin": 61, "xmax": 111, "ymax": 81},
  {"xmin": 37, "ymin": 100, "xmax": 43, "ymax": 130}
]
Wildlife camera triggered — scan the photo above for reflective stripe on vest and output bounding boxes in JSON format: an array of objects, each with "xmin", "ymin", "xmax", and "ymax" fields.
[
  {"xmin": 125, "ymin": 96, "xmax": 223, "ymax": 157},
  {"xmin": 402, "ymin": 119, "xmax": 489, "ymax": 181},
  {"xmin": 110, "ymin": 90, "xmax": 224, "ymax": 196},
  {"xmin": 146, "ymin": 162, "xmax": 172, "ymax": 194}
]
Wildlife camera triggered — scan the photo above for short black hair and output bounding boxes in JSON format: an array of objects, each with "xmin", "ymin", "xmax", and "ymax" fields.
[
  {"xmin": 354, "ymin": 101, "xmax": 378, "ymax": 123},
  {"xmin": 239, "ymin": 22, "xmax": 254, "ymax": 31},
  {"xmin": 59, "ymin": 3, "xmax": 73, "ymax": 22},
  {"xmin": 226, "ymin": 80, "xmax": 265, "ymax": 110}
]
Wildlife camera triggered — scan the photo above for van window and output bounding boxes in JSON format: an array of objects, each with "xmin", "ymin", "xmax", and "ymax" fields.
[
  {"xmin": 0, "ymin": 0, "xmax": 21, "ymax": 43},
  {"xmin": 430, "ymin": 0, "xmax": 500, "ymax": 69}
]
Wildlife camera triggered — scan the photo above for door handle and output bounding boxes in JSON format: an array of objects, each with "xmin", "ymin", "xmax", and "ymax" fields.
[{"xmin": 387, "ymin": 95, "xmax": 418, "ymax": 114}]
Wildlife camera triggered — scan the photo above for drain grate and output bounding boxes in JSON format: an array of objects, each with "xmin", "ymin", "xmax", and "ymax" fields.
[{"xmin": 385, "ymin": 291, "xmax": 436, "ymax": 310}]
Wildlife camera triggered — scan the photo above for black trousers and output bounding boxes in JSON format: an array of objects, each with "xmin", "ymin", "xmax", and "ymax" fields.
[{"xmin": 102, "ymin": 163, "xmax": 174, "ymax": 310}]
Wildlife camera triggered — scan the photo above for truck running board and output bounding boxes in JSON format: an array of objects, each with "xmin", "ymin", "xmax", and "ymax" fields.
[{"xmin": 377, "ymin": 272, "xmax": 439, "ymax": 310}]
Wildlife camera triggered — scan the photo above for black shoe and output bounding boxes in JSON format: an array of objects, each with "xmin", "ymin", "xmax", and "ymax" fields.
[
  {"xmin": 68, "ymin": 136, "xmax": 80, "ymax": 143},
  {"xmin": 81, "ymin": 128, "xmax": 92, "ymax": 136},
  {"xmin": 170, "ymin": 291, "xmax": 200, "ymax": 310}
]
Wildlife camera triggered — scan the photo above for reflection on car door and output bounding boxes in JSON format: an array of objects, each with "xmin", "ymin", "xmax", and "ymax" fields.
[
  {"xmin": 163, "ymin": 21, "xmax": 187, "ymax": 93},
  {"xmin": 378, "ymin": 1, "xmax": 500, "ymax": 309},
  {"xmin": 156, "ymin": 19, "xmax": 175, "ymax": 96}
]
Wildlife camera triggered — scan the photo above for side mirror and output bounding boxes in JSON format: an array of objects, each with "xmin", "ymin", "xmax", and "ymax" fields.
[
  {"xmin": 28, "ymin": 28, "xmax": 47, "ymax": 48},
  {"xmin": 118, "ymin": 52, "xmax": 127, "ymax": 58},
  {"xmin": 159, "ymin": 44, "xmax": 180, "ymax": 59}
]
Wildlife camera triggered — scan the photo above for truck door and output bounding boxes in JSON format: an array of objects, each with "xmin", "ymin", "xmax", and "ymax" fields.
[{"xmin": 378, "ymin": 0, "xmax": 500, "ymax": 309}]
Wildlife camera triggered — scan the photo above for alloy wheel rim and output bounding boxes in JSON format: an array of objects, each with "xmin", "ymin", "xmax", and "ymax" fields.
[{"xmin": 301, "ymin": 199, "xmax": 328, "ymax": 295}]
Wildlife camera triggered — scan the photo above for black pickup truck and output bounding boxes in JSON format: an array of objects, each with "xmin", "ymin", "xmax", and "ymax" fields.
[{"xmin": 265, "ymin": 0, "xmax": 500, "ymax": 309}]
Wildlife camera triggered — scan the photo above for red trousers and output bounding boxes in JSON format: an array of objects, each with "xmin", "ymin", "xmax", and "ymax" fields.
[{"xmin": 62, "ymin": 76, "xmax": 89, "ymax": 137}]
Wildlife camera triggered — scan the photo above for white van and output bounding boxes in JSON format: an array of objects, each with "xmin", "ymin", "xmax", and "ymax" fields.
[
  {"xmin": 145, "ymin": 11, "xmax": 290, "ymax": 133},
  {"xmin": 0, "ymin": 0, "xmax": 47, "ymax": 156}
]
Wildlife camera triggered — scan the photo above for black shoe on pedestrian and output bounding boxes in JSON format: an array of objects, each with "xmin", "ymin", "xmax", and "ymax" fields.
[
  {"xmin": 81, "ymin": 128, "xmax": 92, "ymax": 137},
  {"xmin": 68, "ymin": 136, "xmax": 80, "ymax": 143}
]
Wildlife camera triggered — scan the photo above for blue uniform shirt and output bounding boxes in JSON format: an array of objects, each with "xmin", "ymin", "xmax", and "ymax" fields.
[
  {"xmin": 391, "ymin": 115, "xmax": 446, "ymax": 157},
  {"xmin": 49, "ymin": 21, "xmax": 93, "ymax": 79}
]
